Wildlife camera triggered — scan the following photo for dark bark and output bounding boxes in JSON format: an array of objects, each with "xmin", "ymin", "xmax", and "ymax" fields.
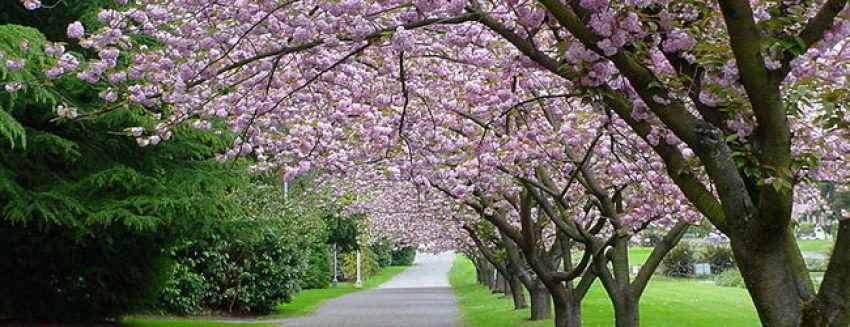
[
  {"xmin": 631, "ymin": 221, "xmax": 690, "ymax": 298},
  {"xmin": 462, "ymin": 225, "xmax": 513, "ymax": 297},
  {"xmin": 552, "ymin": 290, "xmax": 582, "ymax": 327},
  {"xmin": 802, "ymin": 220, "xmax": 850, "ymax": 326},
  {"xmin": 483, "ymin": 261, "xmax": 496, "ymax": 290},
  {"xmin": 502, "ymin": 231, "xmax": 533, "ymax": 311},
  {"xmin": 606, "ymin": 238, "xmax": 641, "ymax": 327},
  {"xmin": 473, "ymin": 257, "xmax": 484, "ymax": 285},
  {"xmin": 500, "ymin": 272, "xmax": 512, "ymax": 299},
  {"xmin": 493, "ymin": 271, "xmax": 506, "ymax": 294},
  {"xmin": 731, "ymin": 228, "xmax": 812, "ymax": 326},
  {"xmin": 612, "ymin": 298, "xmax": 640, "ymax": 327},
  {"xmin": 528, "ymin": 281, "xmax": 552, "ymax": 321},
  {"xmin": 473, "ymin": 0, "xmax": 850, "ymax": 324},
  {"xmin": 507, "ymin": 272, "xmax": 528, "ymax": 309}
]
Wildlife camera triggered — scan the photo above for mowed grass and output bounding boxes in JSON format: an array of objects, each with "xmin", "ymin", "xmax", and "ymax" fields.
[
  {"xmin": 126, "ymin": 266, "xmax": 409, "ymax": 326},
  {"xmin": 798, "ymin": 239, "xmax": 833, "ymax": 253},
  {"xmin": 270, "ymin": 265, "xmax": 409, "ymax": 319},
  {"xmin": 628, "ymin": 247, "xmax": 653, "ymax": 266},
  {"xmin": 449, "ymin": 255, "xmax": 760, "ymax": 327}
]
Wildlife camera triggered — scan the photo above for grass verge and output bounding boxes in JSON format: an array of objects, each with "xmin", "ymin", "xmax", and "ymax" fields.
[{"xmin": 448, "ymin": 255, "xmax": 759, "ymax": 327}]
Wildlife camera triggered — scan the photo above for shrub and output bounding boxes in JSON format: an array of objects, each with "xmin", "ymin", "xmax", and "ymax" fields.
[
  {"xmin": 158, "ymin": 259, "xmax": 208, "ymax": 314},
  {"xmin": 391, "ymin": 246, "xmax": 417, "ymax": 266},
  {"xmin": 806, "ymin": 258, "xmax": 829, "ymax": 272},
  {"xmin": 300, "ymin": 242, "xmax": 332, "ymax": 289},
  {"xmin": 370, "ymin": 241, "xmax": 394, "ymax": 268},
  {"xmin": 640, "ymin": 232, "xmax": 663, "ymax": 247},
  {"xmin": 158, "ymin": 183, "xmax": 326, "ymax": 314},
  {"xmin": 159, "ymin": 221, "xmax": 310, "ymax": 314},
  {"xmin": 714, "ymin": 268, "xmax": 746, "ymax": 288},
  {"xmin": 662, "ymin": 242, "xmax": 695, "ymax": 277},
  {"xmin": 700, "ymin": 244, "xmax": 736, "ymax": 274},
  {"xmin": 0, "ymin": 222, "xmax": 171, "ymax": 322},
  {"xmin": 342, "ymin": 247, "xmax": 378, "ymax": 281},
  {"xmin": 795, "ymin": 222, "xmax": 817, "ymax": 237}
]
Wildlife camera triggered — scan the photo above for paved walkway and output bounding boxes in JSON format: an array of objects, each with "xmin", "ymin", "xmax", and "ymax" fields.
[{"xmin": 281, "ymin": 252, "xmax": 460, "ymax": 327}]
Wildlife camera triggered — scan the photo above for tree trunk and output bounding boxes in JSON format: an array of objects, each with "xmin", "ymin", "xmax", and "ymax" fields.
[
  {"xmin": 802, "ymin": 220, "xmax": 850, "ymax": 327},
  {"xmin": 731, "ymin": 229, "xmax": 811, "ymax": 326},
  {"xmin": 552, "ymin": 295, "xmax": 582, "ymax": 327},
  {"xmin": 493, "ymin": 271, "xmax": 506, "ymax": 294},
  {"xmin": 612, "ymin": 297, "xmax": 639, "ymax": 327},
  {"xmin": 547, "ymin": 281, "xmax": 582, "ymax": 327},
  {"xmin": 474, "ymin": 259, "xmax": 485, "ymax": 285},
  {"xmin": 507, "ymin": 273, "xmax": 528, "ymax": 309},
  {"xmin": 529, "ymin": 282, "xmax": 552, "ymax": 320},
  {"xmin": 501, "ymin": 272, "xmax": 512, "ymax": 299},
  {"xmin": 484, "ymin": 262, "xmax": 496, "ymax": 290}
]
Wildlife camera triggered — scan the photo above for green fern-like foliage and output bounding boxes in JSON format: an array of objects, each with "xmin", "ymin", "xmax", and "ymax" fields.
[
  {"xmin": 0, "ymin": 24, "xmax": 55, "ymax": 148},
  {"xmin": 0, "ymin": 24, "xmax": 244, "ymax": 232},
  {"xmin": 0, "ymin": 20, "xmax": 249, "ymax": 321}
]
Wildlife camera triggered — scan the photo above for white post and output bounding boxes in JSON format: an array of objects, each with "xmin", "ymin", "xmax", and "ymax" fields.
[
  {"xmin": 354, "ymin": 172, "xmax": 363, "ymax": 288},
  {"xmin": 355, "ymin": 249, "xmax": 363, "ymax": 288},
  {"xmin": 332, "ymin": 243, "xmax": 339, "ymax": 287}
]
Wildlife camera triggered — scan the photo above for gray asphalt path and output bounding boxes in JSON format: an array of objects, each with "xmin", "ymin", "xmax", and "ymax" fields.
[{"xmin": 281, "ymin": 251, "xmax": 460, "ymax": 327}]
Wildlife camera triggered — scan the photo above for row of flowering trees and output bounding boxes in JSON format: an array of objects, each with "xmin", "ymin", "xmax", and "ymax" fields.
[{"xmin": 12, "ymin": 0, "xmax": 850, "ymax": 326}]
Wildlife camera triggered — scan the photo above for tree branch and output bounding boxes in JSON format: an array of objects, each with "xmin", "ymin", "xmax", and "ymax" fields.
[
  {"xmin": 630, "ymin": 221, "xmax": 689, "ymax": 298},
  {"xmin": 775, "ymin": 0, "xmax": 849, "ymax": 79}
]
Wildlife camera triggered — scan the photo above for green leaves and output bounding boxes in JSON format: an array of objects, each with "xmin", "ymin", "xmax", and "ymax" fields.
[
  {"xmin": 782, "ymin": 36, "xmax": 807, "ymax": 56},
  {"xmin": 159, "ymin": 180, "xmax": 328, "ymax": 314},
  {"xmin": 0, "ymin": 106, "xmax": 25, "ymax": 148}
]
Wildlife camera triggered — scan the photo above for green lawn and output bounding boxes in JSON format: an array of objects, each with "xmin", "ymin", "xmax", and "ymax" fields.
[
  {"xmin": 449, "ymin": 255, "xmax": 760, "ymax": 327},
  {"xmin": 628, "ymin": 247, "xmax": 653, "ymax": 266},
  {"xmin": 126, "ymin": 265, "xmax": 409, "ymax": 326},
  {"xmin": 270, "ymin": 265, "xmax": 409, "ymax": 319},
  {"xmin": 798, "ymin": 239, "xmax": 833, "ymax": 253}
]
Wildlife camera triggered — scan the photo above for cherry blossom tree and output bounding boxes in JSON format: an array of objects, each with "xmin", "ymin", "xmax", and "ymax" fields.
[{"xmin": 16, "ymin": 0, "xmax": 850, "ymax": 325}]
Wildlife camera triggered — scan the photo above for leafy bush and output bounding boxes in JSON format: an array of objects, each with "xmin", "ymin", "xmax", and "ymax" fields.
[
  {"xmin": 391, "ymin": 246, "xmax": 417, "ymax": 266},
  {"xmin": 640, "ymin": 231, "xmax": 663, "ymax": 247},
  {"xmin": 0, "ymin": 222, "xmax": 171, "ymax": 322},
  {"xmin": 714, "ymin": 268, "xmax": 746, "ymax": 288},
  {"xmin": 370, "ymin": 241, "xmax": 394, "ymax": 268},
  {"xmin": 806, "ymin": 258, "xmax": 829, "ymax": 272},
  {"xmin": 301, "ymin": 242, "xmax": 332, "ymax": 289},
  {"xmin": 662, "ymin": 242, "xmax": 695, "ymax": 277},
  {"xmin": 342, "ymin": 247, "xmax": 378, "ymax": 281},
  {"xmin": 158, "ymin": 260, "xmax": 208, "ymax": 314},
  {"xmin": 700, "ymin": 244, "xmax": 736, "ymax": 274},
  {"xmin": 795, "ymin": 222, "xmax": 817, "ymax": 237},
  {"xmin": 159, "ymin": 220, "xmax": 309, "ymax": 314},
  {"xmin": 158, "ymin": 183, "xmax": 327, "ymax": 314}
]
